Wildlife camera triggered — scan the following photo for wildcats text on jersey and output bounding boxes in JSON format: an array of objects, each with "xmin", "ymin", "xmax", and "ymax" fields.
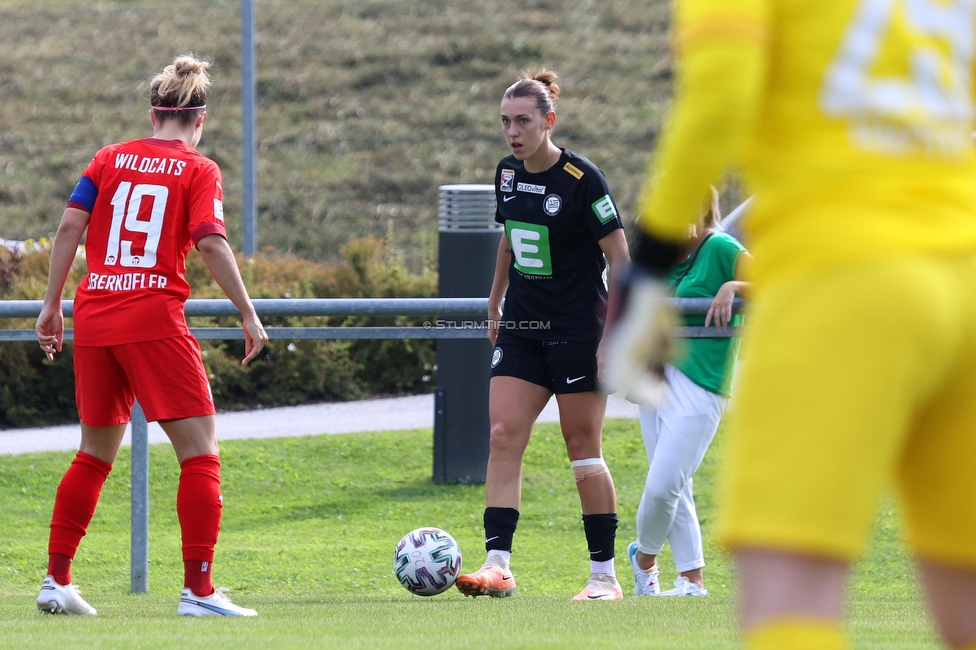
[
  {"xmin": 114, "ymin": 153, "xmax": 187, "ymax": 176},
  {"xmin": 87, "ymin": 272, "xmax": 169, "ymax": 291}
]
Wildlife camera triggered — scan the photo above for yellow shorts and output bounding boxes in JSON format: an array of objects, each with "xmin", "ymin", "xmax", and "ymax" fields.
[{"xmin": 720, "ymin": 254, "xmax": 976, "ymax": 567}]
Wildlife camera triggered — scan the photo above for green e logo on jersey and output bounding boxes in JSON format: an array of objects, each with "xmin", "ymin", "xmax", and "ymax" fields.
[
  {"xmin": 592, "ymin": 194, "xmax": 618, "ymax": 223},
  {"xmin": 506, "ymin": 220, "xmax": 552, "ymax": 275}
]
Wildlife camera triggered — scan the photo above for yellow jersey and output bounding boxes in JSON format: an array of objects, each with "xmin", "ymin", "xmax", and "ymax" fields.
[{"xmin": 640, "ymin": 0, "xmax": 976, "ymax": 283}]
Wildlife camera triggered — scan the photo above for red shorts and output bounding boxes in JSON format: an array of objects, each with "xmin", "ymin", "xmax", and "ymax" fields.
[{"xmin": 74, "ymin": 335, "xmax": 216, "ymax": 426}]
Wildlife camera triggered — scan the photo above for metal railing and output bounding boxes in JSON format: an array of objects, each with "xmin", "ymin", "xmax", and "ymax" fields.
[
  {"xmin": 0, "ymin": 297, "xmax": 742, "ymax": 340},
  {"xmin": 0, "ymin": 296, "xmax": 742, "ymax": 592}
]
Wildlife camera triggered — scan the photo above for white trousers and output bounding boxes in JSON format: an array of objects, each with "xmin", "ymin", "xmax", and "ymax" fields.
[{"xmin": 636, "ymin": 364, "xmax": 727, "ymax": 572}]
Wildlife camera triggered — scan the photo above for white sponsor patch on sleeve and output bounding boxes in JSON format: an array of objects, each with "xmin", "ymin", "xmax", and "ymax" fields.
[{"xmin": 213, "ymin": 198, "xmax": 224, "ymax": 222}]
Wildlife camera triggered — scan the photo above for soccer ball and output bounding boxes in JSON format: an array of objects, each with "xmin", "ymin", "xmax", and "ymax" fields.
[{"xmin": 394, "ymin": 527, "xmax": 462, "ymax": 596}]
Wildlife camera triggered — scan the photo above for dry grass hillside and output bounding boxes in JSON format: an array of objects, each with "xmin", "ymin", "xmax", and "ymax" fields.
[{"xmin": 0, "ymin": 0, "xmax": 686, "ymax": 271}]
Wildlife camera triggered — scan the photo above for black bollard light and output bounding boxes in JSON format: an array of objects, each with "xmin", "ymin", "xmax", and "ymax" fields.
[{"xmin": 433, "ymin": 184, "xmax": 502, "ymax": 483}]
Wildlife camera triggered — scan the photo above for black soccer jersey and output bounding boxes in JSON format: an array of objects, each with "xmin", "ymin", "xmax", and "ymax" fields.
[{"xmin": 494, "ymin": 148, "xmax": 624, "ymax": 342}]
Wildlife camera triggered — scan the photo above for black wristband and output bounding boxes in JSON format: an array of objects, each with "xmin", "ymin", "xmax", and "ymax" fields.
[{"xmin": 631, "ymin": 228, "xmax": 685, "ymax": 277}]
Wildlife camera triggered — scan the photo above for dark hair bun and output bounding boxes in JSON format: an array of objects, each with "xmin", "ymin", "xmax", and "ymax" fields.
[{"xmin": 532, "ymin": 70, "xmax": 560, "ymax": 100}]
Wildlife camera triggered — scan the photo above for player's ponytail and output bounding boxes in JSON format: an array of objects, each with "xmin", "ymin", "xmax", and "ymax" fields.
[
  {"xmin": 701, "ymin": 185, "xmax": 722, "ymax": 230},
  {"xmin": 150, "ymin": 54, "xmax": 211, "ymax": 125}
]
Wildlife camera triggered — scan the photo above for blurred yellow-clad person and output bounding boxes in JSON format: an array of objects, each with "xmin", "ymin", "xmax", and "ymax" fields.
[{"xmin": 604, "ymin": 1, "xmax": 976, "ymax": 648}]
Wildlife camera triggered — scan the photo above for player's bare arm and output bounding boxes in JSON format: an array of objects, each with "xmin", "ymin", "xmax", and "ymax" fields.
[
  {"xmin": 486, "ymin": 233, "xmax": 511, "ymax": 347},
  {"xmin": 35, "ymin": 207, "xmax": 91, "ymax": 360},
  {"xmin": 196, "ymin": 233, "xmax": 268, "ymax": 365},
  {"xmin": 704, "ymin": 251, "xmax": 751, "ymax": 329},
  {"xmin": 596, "ymin": 228, "xmax": 630, "ymax": 382}
]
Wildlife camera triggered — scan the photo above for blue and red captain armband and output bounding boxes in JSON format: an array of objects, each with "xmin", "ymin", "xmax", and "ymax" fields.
[
  {"xmin": 631, "ymin": 228, "xmax": 685, "ymax": 278},
  {"xmin": 67, "ymin": 175, "xmax": 98, "ymax": 213}
]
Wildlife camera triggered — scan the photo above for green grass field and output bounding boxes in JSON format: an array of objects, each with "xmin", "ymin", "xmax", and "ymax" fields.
[{"xmin": 0, "ymin": 420, "xmax": 939, "ymax": 648}]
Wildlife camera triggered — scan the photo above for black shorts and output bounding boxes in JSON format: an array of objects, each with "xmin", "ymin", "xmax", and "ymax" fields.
[{"xmin": 489, "ymin": 330, "xmax": 599, "ymax": 394}]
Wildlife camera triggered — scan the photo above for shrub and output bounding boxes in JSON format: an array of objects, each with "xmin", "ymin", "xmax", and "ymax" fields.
[{"xmin": 0, "ymin": 238, "xmax": 437, "ymax": 428}]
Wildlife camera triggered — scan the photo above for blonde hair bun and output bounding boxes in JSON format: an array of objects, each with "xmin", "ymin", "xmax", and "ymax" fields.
[{"xmin": 151, "ymin": 53, "xmax": 211, "ymax": 110}]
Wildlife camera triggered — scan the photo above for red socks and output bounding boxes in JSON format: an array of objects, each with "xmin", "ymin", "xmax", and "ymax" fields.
[
  {"xmin": 47, "ymin": 553, "xmax": 73, "ymax": 586},
  {"xmin": 46, "ymin": 451, "xmax": 222, "ymax": 595},
  {"xmin": 178, "ymin": 454, "xmax": 222, "ymax": 597},
  {"xmin": 47, "ymin": 451, "xmax": 113, "ymax": 584}
]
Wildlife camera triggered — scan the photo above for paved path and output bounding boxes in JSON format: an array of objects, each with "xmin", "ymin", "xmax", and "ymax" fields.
[{"xmin": 0, "ymin": 393, "xmax": 639, "ymax": 455}]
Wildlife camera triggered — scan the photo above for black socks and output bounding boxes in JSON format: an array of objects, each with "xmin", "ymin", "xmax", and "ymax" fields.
[
  {"xmin": 484, "ymin": 507, "xmax": 520, "ymax": 552},
  {"xmin": 582, "ymin": 513, "xmax": 618, "ymax": 562}
]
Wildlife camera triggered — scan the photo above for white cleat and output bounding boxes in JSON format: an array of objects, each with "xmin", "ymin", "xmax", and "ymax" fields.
[
  {"xmin": 659, "ymin": 576, "xmax": 709, "ymax": 597},
  {"xmin": 571, "ymin": 573, "xmax": 623, "ymax": 601},
  {"xmin": 178, "ymin": 587, "xmax": 258, "ymax": 617},
  {"xmin": 628, "ymin": 541, "xmax": 661, "ymax": 596},
  {"xmin": 36, "ymin": 576, "xmax": 97, "ymax": 615}
]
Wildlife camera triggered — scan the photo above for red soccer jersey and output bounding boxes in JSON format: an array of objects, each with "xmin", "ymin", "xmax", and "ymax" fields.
[{"xmin": 69, "ymin": 138, "xmax": 227, "ymax": 345}]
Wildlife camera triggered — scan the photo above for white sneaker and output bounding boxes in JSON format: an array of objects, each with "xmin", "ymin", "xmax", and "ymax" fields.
[
  {"xmin": 178, "ymin": 587, "xmax": 258, "ymax": 616},
  {"xmin": 628, "ymin": 541, "xmax": 660, "ymax": 596},
  {"xmin": 36, "ymin": 576, "xmax": 97, "ymax": 615},
  {"xmin": 571, "ymin": 573, "xmax": 623, "ymax": 601},
  {"xmin": 659, "ymin": 576, "xmax": 709, "ymax": 597}
]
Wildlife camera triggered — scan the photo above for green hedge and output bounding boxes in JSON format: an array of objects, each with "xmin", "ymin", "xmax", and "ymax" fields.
[{"xmin": 0, "ymin": 238, "xmax": 437, "ymax": 428}]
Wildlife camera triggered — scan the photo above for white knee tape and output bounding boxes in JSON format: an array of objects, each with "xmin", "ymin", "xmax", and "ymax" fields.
[{"xmin": 571, "ymin": 457, "xmax": 609, "ymax": 483}]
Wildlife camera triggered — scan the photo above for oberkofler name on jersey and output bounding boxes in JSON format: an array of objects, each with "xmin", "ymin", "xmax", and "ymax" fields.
[
  {"xmin": 87, "ymin": 272, "xmax": 169, "ymax": 292},
  {"xmin": 114, "ymin": 153, "xmax": 187, "ymax": 176}
]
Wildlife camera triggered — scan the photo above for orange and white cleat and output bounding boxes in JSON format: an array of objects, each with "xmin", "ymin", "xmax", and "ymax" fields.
[
  {"xmin": 572, "ymin": 573, "xmax": 623, "ymax": 601},
  {"xmin": 455, "ymin": 563, "xmax": 516, "ymax": 598}
]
